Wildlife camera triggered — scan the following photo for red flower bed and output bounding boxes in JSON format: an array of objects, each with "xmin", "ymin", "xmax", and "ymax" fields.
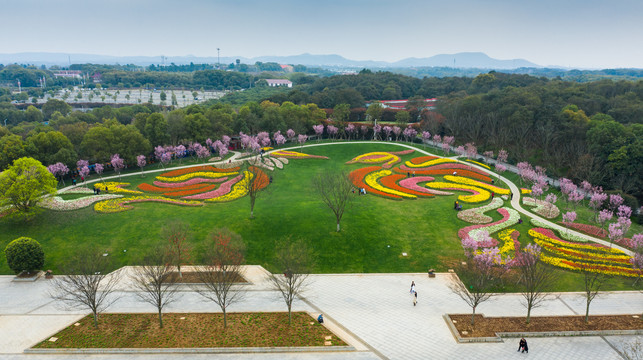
[
  {"xmin": 458, "ymin": 208, "xmax": 511, "ymax": 239},
  {"xmin": 559, "ymin": 222, "xmax": 608, "ymax": 238},
  {"xmin": 379, "ymin": 174, "xmax": 433, "ymax": 197},
  {"xmin": 408, "ymin": 155, "xmax": 438, "ymax": 164},
  {"xmin": 394, "ymin": 168, "xmax": 492, "ymax": 183},
  {"xmin": 160, "ymin": 165, "xmax": 240, "ymax": 178},
  {"xmin": 138, "ymin": 183, "xmax": 213, "ymax": 193},
  {"xmin": 162, "ymin": 184, "xmax": 218, "ymax": 197},
  {"xmin": 349, "ymin": 166, "xmax": 403, "ymax": 199}
]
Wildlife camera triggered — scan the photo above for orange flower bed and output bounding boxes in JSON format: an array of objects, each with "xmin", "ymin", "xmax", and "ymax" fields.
[
  {"xmin": 379, "ymin": 174, "xmax": 434, "ymax": 197},
  {"xmin": 138, "ymin": 182, "xmax": 213, "ymax": 193},
  {"xmin": 162, "ymin": 184, "xmax": 218, "ymax": 197},
  {"xmin": 393, "ymin": 168, "xmax": 492, "ymax": 183},
  {"xmin": 408, "ymin": 156, "xmax": 439, "ymax": 164},
  {"xmin": 160, "ymin": 165, "xmax": 240, "ymax": 178},
  {"xmin": 349, "ymin": 166, "xmax": 403, "ymax": 199}
]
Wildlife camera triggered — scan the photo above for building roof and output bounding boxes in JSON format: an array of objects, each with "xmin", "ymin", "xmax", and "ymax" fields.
[{"xmin": 265, "ymin": 79, "xmax": 292, "ymax": 85}]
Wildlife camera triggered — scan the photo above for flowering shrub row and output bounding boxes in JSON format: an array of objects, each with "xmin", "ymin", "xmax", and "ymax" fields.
[
  {"xmin": 465, "ymin": 159, "xmax": 491, "ymax": 169},
  {"xmin": 365, "ymin": 170, "xmax": 417, "ymax": 199},
  {"xmin": 379, "ymin": 174, "xmax": 434, "ymax": 197},
  {"xmin": 443, "ymin": 175, "xmax": 510, "ymax": 195},
  {"xmin": 522, "ymin": 197, "xmax": 560, "ymax": 219},
  {"xmin": 94, "ymin": 195, "xmax": 203, "ymax": 213},
  {"xmin": 457, "ymin": 198, "xmax": 504, "ymax": 224},
  {"xmin": 425, "ymin": 182, "xmax": 489, "ymax": 203},
  {"xmin": 458, "ymin": 208, "xmax": 519, "ymax": 239},
  {"xmin": 397, "ymin": 177, "xmax": 453, "ymax": 196},
  {"xmin": 272, "ymin": 150, "xmax": 329, "ymax": 159},
  {"xmin": 40, "ymin": 194, "xmax": 122, "ymax": 211},
  {"xmin": 160, "ymin": 165, "xmax": 240, "ymax": 178},
  {"xmin": 152, "ymin": 177, "xmax": 228, "ymax": 188},
  {"xmin": 94, "ymin": 182, "xmax": 142, "ymax": 195}
]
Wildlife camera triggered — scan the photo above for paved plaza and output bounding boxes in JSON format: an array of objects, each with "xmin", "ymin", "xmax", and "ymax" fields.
[{"xmin": 0, "ymin": 266, "xmax": 640, "ymax": 359}]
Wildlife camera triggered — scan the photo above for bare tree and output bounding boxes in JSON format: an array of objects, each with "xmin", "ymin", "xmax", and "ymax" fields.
[
  {"xmin": 581, "ymin": 268, "xmax": 606, "ymax": 323},
  {"xmin": 513, "ymin": 244, "xmax": 556, "ymax": 324},
  {"xmin": 313, "ymin": 171, "xmax": 354, "ymax": 232},
  {"xmin": 162, "ymin": 221, "xmax": 191, "ymax": 278},
  {"xmin": 193, "ymin": 228, "xmax": 246, "ymax": 328},
  {"xmin": 49, "ymin": 249, "xmax": 122, "ymax": 327},
  {"xmin": 238, "ymin": 163, "xmax": 270, "ymax": 218},
  {"xmin": 268, "ymin": 238, "xmax": 313, "ymax": 325},
  {"xmin": 448, "ymin": 251, "xmax": 504, "ymax": 326},
  {"xmin": 131, "ymin": 249, "xmax": 181, "ymax": 328}
]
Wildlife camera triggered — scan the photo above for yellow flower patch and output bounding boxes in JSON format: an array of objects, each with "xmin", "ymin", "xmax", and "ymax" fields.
[
  {"xmin": 465, "ymin": 159, "xmax": 491, "ymax": 169},
  {"xmin": 425, "ymin": 182, "xmax": 490, "ymax": 203},
  {"xmin": 364, "ymin": 170, "xmax": 416, "ymax": 199},
  {"xmin": 94, "ymin": 182, "xmax": 142, "ymax": 194},
  {"xmin": 94, "ymin": 195, "xmax": 203, "ymax": 213},
  {"xmin": 206, "ymin": 171, "xmax": 253, "ymax": 202},
  {"xmin": 443, "ymin": 175, "xmax": 510, "ymax": 195},
  {"xmin": 404, "ymin": 158, "xmax": 456, "ymax": 168},
  {"xmin": 156, "ymin": 171, "xmax": 238, "ymax": 183},
  {"xmin": 346, "ymin": 152, "xmax": 401, "ymax": 168}
]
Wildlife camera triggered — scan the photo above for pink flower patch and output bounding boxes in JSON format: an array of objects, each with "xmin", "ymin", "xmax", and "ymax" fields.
[
  {"xmin": 182, "ymin": 174, "xmax": 243, "ymax": 200},
  {"xmin": 153, "ymin": 177, "xmax": 228, "ymax": 188},
  {"xmin": 398, "ymin": 176, "xmax": 452, "ymax": 195},
  {"xmin": 458, "ymin": 208, "xmax": 511, "ymax": 239}
]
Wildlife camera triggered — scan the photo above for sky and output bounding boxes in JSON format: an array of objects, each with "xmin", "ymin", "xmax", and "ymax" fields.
[{"xmin": 1, "ymin": 0, "xmax": 642, "ymax": 68}]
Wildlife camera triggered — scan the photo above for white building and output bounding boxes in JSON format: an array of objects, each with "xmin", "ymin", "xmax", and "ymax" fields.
[{"xmin": 265, "ymin": 79, "xmax": 293, "ymax": 88}]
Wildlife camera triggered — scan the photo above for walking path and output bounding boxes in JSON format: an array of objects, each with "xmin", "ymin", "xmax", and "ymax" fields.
[{"xmin": 0, "ymin": 268, "xmax": 640, "ymax": 359}]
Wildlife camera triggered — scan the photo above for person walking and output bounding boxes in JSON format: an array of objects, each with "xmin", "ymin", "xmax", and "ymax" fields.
[
  {"xmin": 410, "ymin": 281, "xmax": 416, "ymax": 294},
  {"xmin": 413, "ymin": 292, "xmax": 418, "ymax": 306},
  {"xmin": 518, "ymin": 337, "xmax": 528, "ymax": 353}
]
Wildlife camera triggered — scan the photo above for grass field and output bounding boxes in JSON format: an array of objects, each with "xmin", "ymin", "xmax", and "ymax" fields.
[{"xmin": 0, "ymin": 142, "xmax": 639, "ymax": 292}]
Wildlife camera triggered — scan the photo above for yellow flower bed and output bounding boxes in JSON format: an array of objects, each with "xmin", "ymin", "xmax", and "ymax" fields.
[
  {"xmin": 425, "ymin": 182, "xmax": 490, "ymax": 202},
  {"xmin": 94, "ymin": 182, "xmax": 143, "ymax": 194},
  {"xmin": 94, "ymin": 195, "xmax": 203, "ymax": 213},
  {"xmin": 539, "ymin": 253, "xmax": 639, "ymax": 278},
  {"xmin": 465, "ymin": 159, "xmax": 491, "ymax": 169},
  {"xmin": 443, "ymin": 175, "xmax": 510, "ymax": 195},
  {"xmin": 364, "ymin": 170, "xmax": 416, "ymax": 199},
  {"xmin": 528, "ymin": 229, "xmax": 623, "ymax": 254},
  {"xmin": 156, "ymin": 171, "xmax": 238, "ymax": 183},
  {"xmin": 346, "ymin": 152, "xmax": 401, "ymax": 167},
  {"xmin": 521, "ymin": 188, "xmax": 532, "ymax": 194},
  {"xmin": 498, "ymin": 229, "xmax": 516, "ymax": 255},
  {"xmin": 404, "ymin": 158, "xmax": 456, "ymax": 168},
  {"xmin": 206, "ymin": 171, "xmax": 251, "ymax": 202}
]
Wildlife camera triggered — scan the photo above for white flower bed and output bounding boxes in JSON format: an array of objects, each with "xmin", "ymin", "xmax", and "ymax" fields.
[
  {"xmin": 58, "ymin": 187, "xmax": 94, "ymax": 194},
  {"xmin": 40, "ymin": 194, "xmax": 123, "ymax": 211},
  {"xmin": 457, "ymin": 198, "xmax": 503, "ymax": 224},
  {"xmin": 277, "ymin": 157, "xmax": 289, "ymax": 164},
  {"xmin": 523, "ymin": 197, "xmax": 559, "ymax": 219},
  {"xmin": 468, "ymin": 207, "xmax": 520, "ymax": 239},
  {"xmin": 271, "ymin": 157, "xmax": 284, "ymax": 169}
]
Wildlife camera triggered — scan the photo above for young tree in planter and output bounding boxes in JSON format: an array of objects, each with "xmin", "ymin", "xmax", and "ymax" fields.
[
  {"xmin": 136, "ymin": 155, "xmax": 146, "ymax": 177},
  {"xmin": 4, "ymin": 237, "xmax": 45, "ymax": 275},
  {"xmin": 513, "ymin": 244, "xmax": 555, "ymax": 324},
  {"xmin": 132, "ymin": 249, "xmax": 180, "ymax": 328},
  {"xmin": 581, "ymin": 267, "xmax": 606, "ymax": 323},
  {"xmin": 194, "ymin": 228, "xmax": 246, "ymax": 328},
  {"xmin": 162, "ymin": 221, "xmax": 191, "ymax": 278},
  {"xmin": 50, "ymin": 248, "xmax": 122, "ymax": 327},
  {"xmin": 312, "ymin": 170, "xmax": 354, "ymax": 232},
  {"xmin": 268, "ymin": 238, "xmax": 313, "ymax": 325},
  {"xmin": 0, "ymin": 157, "xmax": 57, "ymax": 219},
  {"xmin": 449, "ymin": 238, "xmax": 505, "ymax": 326}
]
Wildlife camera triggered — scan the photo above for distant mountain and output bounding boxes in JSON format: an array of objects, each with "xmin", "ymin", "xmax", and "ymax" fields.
[{"xmin": 0, "ymin": 51, "xmax": 540, "ymax": 69}]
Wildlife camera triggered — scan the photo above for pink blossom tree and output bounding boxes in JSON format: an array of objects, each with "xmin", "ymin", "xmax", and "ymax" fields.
[
  {"xmin": 441, "ymin": 141, "xmax": 450, "ymax": 154},
  {"xmin": 298, "ymin": 134, "xmax": 308, "ymax": 151},
  {"xmin": 392, "ymin": 126, "xmax": 401, "ymax": 141},
  {"xmin": 598, "ymin": 209, "xmax": 613, "ymax": 231},
  {"xmin": 497, "ymin": 149, "xmax": 508, "ymax": 164},
  {"xmin": 273, "ymin": 131, "xmax": 286, "ymax": 146},
  {"xmin": 217, "ymin": 142, "xmax": 229, "ymax": 159},
  {"xmin": 630, "ymin": 234, "xmax": 643, "ymax": 283},
  {"xmin": 257, "ymin": 131, "xmax": 271, "ymax": 147},
  {"xmin": 403, "ymin": 126, "xmax": 417, "ymax": 143},
  {"xmin": 531, "ymin": 183, "xmax": 544, "ymax": 201},
  {"xmin": 94, "ymin": 163, "xmax": 104, "ymax": 184},
  {"xmin": 373, "ymin": 124, "xmax": 381, "ymax": 140},
  {"xmin": 483, "ymin": 150, "xmax": 494, "ymax": 159},
  {"xmin": 239, "ymin": 132, "xmax": 252, "ymax": 152},
  {"xmin": 383, "ymin": 126, "xmax": 392, "ymax": 141},
  {"xmin": 286, "ymin": 129, "xmax": 296, "ymax": 142},
  {"xmin": 160, "ymin": 152, "xmax": 171, "ymax": 168},
  {"xmin": 569, "ymin": 190, "xmax": 584, "ymax": 210},
  {"xmin": 47, "ymin": 162, "xmax": 69, "ymax": 186},
  {"xmin": 77, "ymin": 159, "xmax": 90, "ymax": 184},
  {"xmin": 359, "ymin": 125, "xmax": 368, "ymax": 140},
  {"xmin": 454, "ymin": 145, "xmax": 465, "ymax": 157},
  {"xmin": 432, "ymin": 134, "xmax": 441, "ymax": 146},
  {"xmin": 327, "ymin": 125, "xmax": 338, "ymax": 141},
  {"xmin": 195, "ymin": 143, "xmax": 210, "ymax": 163},
  {"xmin": 136, "ymin": 155, "xmax": 146, "ymax": 176},
  {"xmin": 175, "ymin": 145, "xmax": 186, "ymax": 164},
  {"xmin": 345, "ymin": 124, "xmax": 355, "ymax": 141},
  {"xmin": 589, "ymin": 191, "xmax": 608, "ymax": 222},
  {"xmin": 562, "ymin": 211, "xmax": 577, "ymax": 224},
  {"xmin": 222, "ymin": 135, "xmax": 231, "ymax": 148},
  {"xmin": 464, "ymin": 143, "xmax": 477, "ymax": 159},
  {"xmin": 313, "ymin": 124, "xmax": 324, "ymax": 141},
  {"xmin": 421, "ymin": 131, "xmax": 431, "ymax": 148},
  {"xmin": 110, "ymin": 154, "xmax": 125, "ymax": 181},
  {"xmin": 495, "ymin": 163, "xmax": 507, "ymax": 174},
  {"xmin": 154, "ymin": 146, "xmax": 167, "ymax": 169}
]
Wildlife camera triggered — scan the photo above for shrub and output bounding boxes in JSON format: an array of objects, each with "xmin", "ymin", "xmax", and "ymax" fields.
[{"xmin": 5, "ymin": 237, "xmax": 45, "ymax": 274}]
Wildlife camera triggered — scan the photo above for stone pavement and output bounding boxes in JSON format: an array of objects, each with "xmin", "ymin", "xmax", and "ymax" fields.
[{"xmin": 0, "ymin": 268, "xmax": 641, "ymax": 359}]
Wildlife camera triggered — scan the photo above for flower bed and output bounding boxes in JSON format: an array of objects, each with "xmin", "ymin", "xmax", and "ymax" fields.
[
  {"xmin": 152, "ymin": 177, "xmax": 228, "ymax": 188},
  {"xmin": 528, "ymin": 228, "xmax": 620, "ymax": 253},
  {"xmin": 498, "ymin": 229, "xmax": 520, "ymax": 256},
  {"xmin": 397, "ymin": 177, "xmax": 453, "ymax": 196},
  {"xmin": 349, "ymin": 166, "xmax": 403, "ymax": 199},
  {"xmin": 443, "ymin": 175, "xmax": 510, "ymax": 195},
  {"xmin": 393, "ymin": 167, "xmax": 493, "ymax": 183},
  {"xmin": 465, "ymin": 159, "xmax": 491, "ymax": 169},
  {"xmin": 57, "ymin": 187, "xmax": 94, "ymax": 194},
  {"xmin": 529, "ymin": 218, "xmax": 591, "ymax": 243},
  {"xmin": 458, "ymin": 207, "xmax": 520, "ymax": 239},
  {"xmin": 271, "ymin": 157, "xmax": 284, "ymax": 169},
  {"xmin": 539, "ymin": 254, "xmax": 640, "ymax": 277},
  {"xmin": 272, "ymin": 150, "xmax": 329, "ymax": 159},
  {"xmin": 404, "ymin": 158, "xmax": 456, "ymax": 168},
  {"xmin": 138, "ymin": 183, "xmax": 214, "ymax": 193},
  {"xmin": 205, "ymin": 167, "xmax": 269, "ymax": 202},
  {"xmin": 160, "ymin": 165, "xmax": 240, "ymax": 178},
  {"xmin": 365, "ymin": 170, "xmax": 417, "ymax": 199},
  {"xmin": 379, "ymin": 174, "xmax": 434, "ymax": 197},
  {"xmin": 40, "ymin": 194, "xmax": 122, "ymax": 211},
  {"xmin": 346, "ymin": 150, "xmax": 414, "ymax": 169},
  {"xmin": 162, "ymin": 184, "xmax": 219, "ymax": 197},
  {"xmin": 457, "ymin": 198, "xmax": 503, "ymax": 224},
  {"xmin": 408, "ymin": 155, "xmax": 438, "ymax": 164},
  {"xmin": 521, "ymin": 188, "xmax": 531, "ymax": 194},
  {"xmin": 183, "ymin": 174, "xmax": 244, "ymax": 200},
  {"xmin": 94, "ymin": 196, "xmax": 203, "ymax": 213},
  {"xmin": 94, "ymin": 182, "xmax": 143, "ymax": 195},
  {"xmin": 558, "ymin": 222, "xmax": 608, "ymax": 238},
  {"xmin": 425, "ymin": 182, "xmax": 490, "ymax": 203},
  {"xmin": 523, "ymin": 197, "xmax": 560, "ymax": 219},
  {"xmin": 156, "ymin": 171, "xmax": 238, "ymax": 183},
  {"xmin": 398, "ymin": 163, "xmax": 489, "ymax": 176}
]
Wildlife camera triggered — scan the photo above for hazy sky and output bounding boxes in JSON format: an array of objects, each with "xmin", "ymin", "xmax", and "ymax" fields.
[{"xmin": 1, "ymin": 0, "xmax": 642, "ymax": 68}]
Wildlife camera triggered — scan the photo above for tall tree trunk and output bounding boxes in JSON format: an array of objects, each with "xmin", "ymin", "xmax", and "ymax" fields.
[
  {"xmin": 158, "ymin": 308, "xmax": 163, "ymax": 328},
  {"xmin": 336, "ymin": 221, "xmax": 340, "ymax": 232},
  {"xmin": 471, "ymin": 306, "xmax": 476, "ymax": 326}
]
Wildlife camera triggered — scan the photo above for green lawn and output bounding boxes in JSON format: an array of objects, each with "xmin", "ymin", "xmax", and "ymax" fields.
[{"xmin": 0, "ymin": 142, "xmax": 639, "ymax": 292}]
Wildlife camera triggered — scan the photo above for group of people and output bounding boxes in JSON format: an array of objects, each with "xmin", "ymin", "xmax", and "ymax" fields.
[
  {"xmin": 353, "ymin": 187, "xmax": 367, "ymax": 195},
  {"xmin": 92, "ymin": 186, "xmax": 107, "ymax": 195},
  {"xmin": 454, "ymin": 201, "xmax": 462, "ymax": 211}
]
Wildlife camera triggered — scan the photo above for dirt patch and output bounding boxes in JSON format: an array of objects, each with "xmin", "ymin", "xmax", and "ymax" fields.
[
  {"xmin": 34, "ymin": 312, "xmax": 345, "ymax": 348},
  {"xmin": 449, "ymin": 314, "xmax": 643, "ymax": 338},
  {"xmin": 167, "ymin": 271, "xmax": 247, "ymax": 284}
]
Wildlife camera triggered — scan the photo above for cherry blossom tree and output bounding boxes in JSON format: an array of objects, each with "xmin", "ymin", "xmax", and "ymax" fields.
[
  {"xmin": 497, "ymin": 149, "xmax": 508, "ymax": 163},
  {"xmin": 421, "ymin": 131, "xmax": 431, "ymax": 148},
  {"xmin": 110, "ymin": 154, "xmax": 125, "ymax": 181},
  {"xmin": 403, "ymin": 125, "xmax": 417, "ymax": 143},
  {"xmin": 273, "ymin": 131, "xmax": 286, "ymax": 146},
  {"xmin": 286, "ymin": 129, "xmax": 295, "ymax": 142},
  {"xmin": 154, "ymin": 146, "xmax": 167, "ymax": 169},
  {"xmin": 313, "ymin": 124, "xmax": 324, "ymax": 141},
  {"xmin": 465, "ymin": 143, "xmax": 477, "ymax": 159},
  {"xmin": 392, "ymin": 126, "xmax": 401, "ymax": 141},
  {"xmin": 136, "ymin": 155, "xmax": 146, "ymax": 176},
  {"xmin": 359, "ymin": 125, "xmax": 368, "ymax": 140},
  {"xmin": 175, "ymin": 145, "xmax": 186, "ymax": 164},
  {"xmin": 432, "ymin": 134, "xmax": 441, "ymax": 146},
  {"xmin": 239, "ymin": 132, "xmax": 252, "ymax": 152},
  {"xmin": 383, "ymin": 126, "xmax": 392, "ymax": 141},
  {"xmin": 562, "ymin": 211, "xmax": 577, "ymax": 224},
  {"xmin": 47, "ymin": 162, "xmax": 69, "ymax": 186},
  {"xmin": 257, "ymin": 131, "xmax": 271, "ymax": 147},
  {"xmin": 373, "ymin": 124, "xmax": 381, "ymax": 140},
  {"xmin": 327, "ymin": 125, "xmax": 338, "ymax": 140},
  {"xmin": 630, "ymin": 234, "xmax": 643, "ymax": 284},
  {"xmin": 94, "ymin": 163, "xmax": 104, "ymax": 183},
  {"xmin": 483, "ymin": 150, "xmax": 494, "ymax": 159},
  {"xmin": 217, "ymin": 141, "xmax": 229, "ymax": 159},
  {"xmin": 609, "ymin": 194, "xmax": 624, "ymax": 212},
  {"xmin": 589, "ymin": 191, "xmax": 608, "ymax": 222},
  {"xmin": 598, "ymin": 209, "xmax": 613, "ymax": 231},
  {"xmin": 441, "ymin": 142, "xmax": 450, "ymax": 154},
  {"xmin": 345, "ymin": 124, "xmax": 355, "ymax": 141},
  {"xmin": 77, "ymin": 159, "xmax": 90, "ymax": 185},
  {"xmin": 195, "ymin": 143, "xmax": 210, "ymax": 162},
  {"xmin": 495, "ymin": 163, "xmax": 507, "ymax": 174},
  {"xmin": 222, "ymin": 135, "xmax": 231, "ymax": 148},
  {"xmin": 454, "ymin": 145, "xmax": 465, "ymax": 157},
  {"xmin": 298, "ymin": 134, "xmax": 308, "ymax": 151}
]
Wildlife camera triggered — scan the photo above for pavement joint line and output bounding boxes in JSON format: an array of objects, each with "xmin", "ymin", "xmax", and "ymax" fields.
[
  {"xmin": 599, "ymin": 335, "xmax": 627, "ymax": 360},
  {"xmin": 556, "ymin": 294, "xmax": 580, "ymax": 315},
  {"xmin": 24, "ymin": 300, "xmax": 56, "ymax": 315},
  {"xmin": 299, "ymin": 295, "xmax": 389, "ymax": 360}
]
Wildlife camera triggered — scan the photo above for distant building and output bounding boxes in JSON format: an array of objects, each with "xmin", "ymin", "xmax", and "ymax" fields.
[
  {"xmin": 367, "ymin": 98, "xmax": 437, "ymax": 110},
  {"xmin": 53, "ymin": 70, "xmax": 82, "ymax": 79},
  {"xmin": 265, "ymin": 79, "xmax": 292, "ymax": 88}
]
